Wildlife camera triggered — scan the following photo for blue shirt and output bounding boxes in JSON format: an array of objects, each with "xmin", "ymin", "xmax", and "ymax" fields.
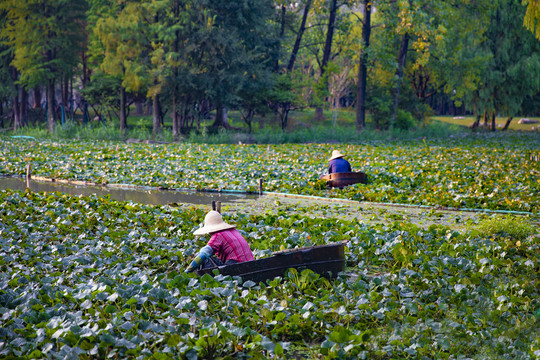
[{"xmin": 328, "ymin": 158, "xmax": 351, "ymax": 174}]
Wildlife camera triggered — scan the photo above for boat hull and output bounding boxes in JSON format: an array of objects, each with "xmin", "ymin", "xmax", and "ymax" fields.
[
  {"xmin": 196, "ymin": 242, "xmax": 345, "ymax": 283},
  {"xmin": 321, "ymin": 171, "xmax": 367, "ymax": 188}
]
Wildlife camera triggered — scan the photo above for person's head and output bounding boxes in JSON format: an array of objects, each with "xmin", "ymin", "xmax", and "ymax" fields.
[
  {"xmin": 329, "ymin": 150, "xmax": 345, "ymax": 161},
  {"xmin": 193, "ymin": 210, "xmax": 236, "ymax": 235}
]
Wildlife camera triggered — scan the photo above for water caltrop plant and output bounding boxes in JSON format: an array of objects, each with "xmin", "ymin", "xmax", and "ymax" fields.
[
  {"xmin": 1, "ymin": 133, "xmax": 539, "ymax": 213},
  {"xmin": 0, "ymin": 189, "xmax": 538, "ymax": 359}
]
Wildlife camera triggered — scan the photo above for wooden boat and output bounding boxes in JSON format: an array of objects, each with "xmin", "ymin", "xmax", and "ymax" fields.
[
  {"xmin": 321, "ymin": 171, "xmax": 367, "ymax": 188},
  {"xmin": 196, "ymin": 242, "xmax": 346, "ymax": 283}
]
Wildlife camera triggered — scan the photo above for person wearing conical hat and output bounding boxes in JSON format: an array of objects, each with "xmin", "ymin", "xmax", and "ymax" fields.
[
  {"xmin": 185, "ymin": 211, "xmax": 254, "ymax": 273},
  {"xmin": 328, "ymin": 150, "xmax": 351, "ymax": 174}
]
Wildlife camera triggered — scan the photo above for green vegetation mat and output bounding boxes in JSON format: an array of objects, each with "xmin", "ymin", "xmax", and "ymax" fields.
[
  {"xmin": 0, "ymin": 189, "xmax": 538, "ymax": 358},
  {"xmin": 1, "ymin": 133, "xmax": 539, "ymax": 213}
]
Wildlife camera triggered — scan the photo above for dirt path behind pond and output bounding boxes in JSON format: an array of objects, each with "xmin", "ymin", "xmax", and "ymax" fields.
[{"xmin": 194, "ymin": 193, "xmax": 514, "ymax": 230}]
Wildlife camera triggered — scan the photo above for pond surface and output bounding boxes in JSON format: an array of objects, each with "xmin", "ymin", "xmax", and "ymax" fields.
[
  {"xmin": 0, "ymin": 177, "xmax": 259, "ymax": 206},
  {"xmin": 0, "ymin": 176, "xmax": 502, "ymax": 230}
]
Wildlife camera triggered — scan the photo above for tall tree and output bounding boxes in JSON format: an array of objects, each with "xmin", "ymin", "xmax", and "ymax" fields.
[
  {"xmin": 199, "ymin": 0, "xmax": 278, "ymax": 130},
  {"xmin": 85, "ymin": 0, "xmax": 117, "ymax": 125},
  {"xmin": 313, "ymin": 0, "xmax": 338, "ymax": 122},
  {"xmin": 431, "ymin": 0, "xmax": 493, "ymax": 123},
  {"xmin": 0, "ymin": 47, "xmax": 13, "ymax": 129},
  {"xmin": 0, "ymin": 0, "xmax": 87, "ymax": 132},
  {"xmin": 388, "ymin": 0, "xmax": 413, "ymax": 123},
  {"xmin": 477, "ymin": 0, "xmax": 540, "ymax": 130},
  {"xmin": 355, "ymin": 0, "xmax": 372, "ymax": 130},
  {"xmin": 148, "ymin": 0, "xmax": 206, "ymax": 138},
  {"xmin": 524, "ymin": 0, "xmax": 540, "ymax": 39},
  {"xmin": 287, "ymin": 0, "xmax": 313, "ymax": 73},
  {"xmin": 0, "ymin": 9, "xmax": 17, "ymax": 130},
  {"xmin": 369, "ymin": 0, "xmax": 493, "ymax": 126},
  {"xmin": 94, "ymin": 0, "xmax": 150, "ymax": 133}
]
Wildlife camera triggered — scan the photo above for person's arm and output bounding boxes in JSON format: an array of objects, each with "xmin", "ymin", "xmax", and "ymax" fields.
[
  {"xmin": 185, "ymin": 245, "xmax": 214, "ymax": 273},
  {"xmin": 328, "ymin": 160, "xmax": 334, "ymax": 174}
]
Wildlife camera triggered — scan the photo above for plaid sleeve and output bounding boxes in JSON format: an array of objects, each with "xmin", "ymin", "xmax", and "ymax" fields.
[{"xmin": 185, "ymin": 245, "xmax": 214, "ymax": 273}]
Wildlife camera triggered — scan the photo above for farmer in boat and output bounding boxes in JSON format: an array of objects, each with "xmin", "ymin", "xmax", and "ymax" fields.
[
  {"xmin": 184, "ymin": 210, "xmax": 254, "ymax": 273},
  {"xmin": 328, "ymin": 150, "xmax": 351, "ymax": 174}
]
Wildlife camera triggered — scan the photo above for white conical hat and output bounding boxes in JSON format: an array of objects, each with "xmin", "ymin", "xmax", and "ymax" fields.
[
  {"xmin": 329, "ymin": 150, "xmax": 345, "ymax": 160},
  {"xmin": 193, "ymin": 211, "xmax": 236, "ymax": 235}
]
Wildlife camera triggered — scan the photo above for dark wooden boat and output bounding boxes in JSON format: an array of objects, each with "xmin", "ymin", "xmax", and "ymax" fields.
[
  {"xmin": 321, "ymin": 171, "xmax": 367, "ymax": 188},
  {"xmin": 196, "ymin": 242, "xmax": 346, "ymax": 283}
]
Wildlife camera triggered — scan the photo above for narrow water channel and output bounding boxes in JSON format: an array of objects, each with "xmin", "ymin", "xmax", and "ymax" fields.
[{"xmin": 0, "ymin": 177, "xmax": 259, "ymax": 206}]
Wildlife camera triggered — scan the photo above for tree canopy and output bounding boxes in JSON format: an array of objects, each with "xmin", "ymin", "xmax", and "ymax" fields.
[{"xmin": 0, "ymin": 0, "xmax": 539, "ymax": 134}]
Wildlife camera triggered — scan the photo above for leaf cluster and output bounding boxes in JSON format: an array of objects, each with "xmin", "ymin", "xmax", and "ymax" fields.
[
  {"xmin": 2, "ymin": 134, "xmax": 539, "ymax": 213},
  {"xmin": 0, "ymin": 189, "xmax": 538, "ymax": 358}
]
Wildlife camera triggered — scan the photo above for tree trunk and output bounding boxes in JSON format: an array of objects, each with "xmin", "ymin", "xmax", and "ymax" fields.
[
  {"xmin": 355, "ymin": 0, "xmax": 372, "ymax": 131},
  {"xmin": 471, "ymin": 114, "xmax": 482, "ymax": 130},
  {"xmin": 470, "ymin": 113, "xmax": 481, "ymax": 130},
  {"xmin": 280, "ymin": 104, "xmax": 291, "ymax": 131},
  {"xmin": 287, "ymin": 0, "xmax": 312, "ymax": 73},
  {"xmin": 136, "ymin": 101, "xmax": 144, "ymax": 115},
  {"xmin": 119, "ymin": 86, "xmax": 127, "ymax": 132},
  {"xmin": 275, "ymin": 5, "xmax": 287, "ymax": 72},
  {"xmin": 243, "ymin": 108, "xmax": 254, "ymax": 133},
  {"xmin": 81, "ymin": 49, "xmax": 89, "ymax": 125},
  {"xmin": 171, "ymin": 0, "xmax": 180, "ymax": 140},
  {"xmin": 172, "ymin": 95, "xmax": 179, "ymax": 140},
  {"xmin": 20, "ymin": 87, "xmax": 28, "ymax": 127},
  {"xmin": 502, "ymin": 116, "xmax": 513, "ymax": 130},
  {"xmin": 215, "ymin": 106, "xmax": 223, "ymax": 128},
  {"xmin": 10, "ymin": 67, "xmax": 20, "ymax": 130},
  {"xmin": 0, "ymin": 101, "xmax": 3, "ymax": 128},
  {"xmin": 13, "ymin": 88, "xmax": 20, "ymax": 131},
  {"xmin": 491, "ymin": 112, "xmax": 496, "ymax": 131},
  {"xmin": 258, "ymin": 113, "xmax": 265, "ymax": 130},
  {"xmin": 483, "ymin": 110, "xmax": 488, "ymax": 128},
  {"xmin": 70, "ymin": 78, "xmax": 74, "ymax": 120},
  {"xmin": 82, "ymin": 98, "xmax": 88, "ymax": 125},
  {"xmin": 314, "ymin": 0, "xmax": 338, "ymax": 123},
  {"xmin": 152, "ymin": 95, "xmax": 161, "ymax": 139},
  {"xmin": 213, "ymin": 105, "xmax": 231, "ymax": 129},
  {"xmin": 392, "ymin": 32, "xmax": 410, "ymax": 123},
  {"xmin": 62, "ymin": 77, "xmax": 68, "ymax": 110},
  {"xmin": 33, "ymin": 86, "xmax": 42, "ymax": 109},
  {"xmin": 60, "ymin": 77, "xmax": 68, "ymax": 125},
  {"xmin": 47, "ymin": 79, "xmax": 56, "ymax": 132},
  {"xmin": 314, "ymin": 106, "xmax": 324, "ymax": 122}
]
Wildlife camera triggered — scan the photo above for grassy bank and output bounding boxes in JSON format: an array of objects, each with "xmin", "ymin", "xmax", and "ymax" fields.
[
  {"xmin": 4, "ymin": 109, "xmax": 472, "ymax": 144},
  {"xmin": 432, "ymin": 115, "xmax": 540, "ymax": 131}
]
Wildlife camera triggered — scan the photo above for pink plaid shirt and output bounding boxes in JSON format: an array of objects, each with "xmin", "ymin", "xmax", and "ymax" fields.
[{"xmin": 207, "ymin": 228, "xmax": 254, "ymax": 263}]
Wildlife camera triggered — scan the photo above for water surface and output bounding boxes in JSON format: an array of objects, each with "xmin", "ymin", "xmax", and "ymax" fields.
[{"xmin": 0, "ymin": 176, "xmax": 258, "ymax": 206}]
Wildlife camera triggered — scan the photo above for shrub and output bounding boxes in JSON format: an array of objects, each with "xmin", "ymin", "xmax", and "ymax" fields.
[
  {"xmin": 368, "ymin": 96, "xmax": 392, "ymax": 130},
  {"xmin": 469, "ymin": 215, "xmax": 537, "ymax": 240},
  {"xmin": 393, "ymin": 110, "xmax": 417, "ymax": 131}
]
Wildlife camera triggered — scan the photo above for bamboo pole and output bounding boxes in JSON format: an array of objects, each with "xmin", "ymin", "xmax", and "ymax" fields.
[{"xmin": 26, "ymin": 163, "xmax": 31, "ymax": 188}]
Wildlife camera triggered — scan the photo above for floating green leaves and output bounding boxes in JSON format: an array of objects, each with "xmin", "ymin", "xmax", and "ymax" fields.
[
  {"xmin": 1, "ymin": 133, "xmax": 539, "ymax": 213},
  {"xmin": 0, "ymin": 189, "xmax": 538, "ymax": 358}
]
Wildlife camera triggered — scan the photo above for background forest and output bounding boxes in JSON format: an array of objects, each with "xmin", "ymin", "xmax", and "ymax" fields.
[{"xmin": 1, "ymin": 0, "xmax": 540, "ymax": 139}]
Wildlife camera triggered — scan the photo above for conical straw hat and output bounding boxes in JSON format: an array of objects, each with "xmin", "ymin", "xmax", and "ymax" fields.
[
  {"xmin": 193, "ymin": 211, "xmax": 236, "ymax": 235},
  {"xmin": 329, "ymin": 150, "xmax": 345, "ymax": 161}
]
